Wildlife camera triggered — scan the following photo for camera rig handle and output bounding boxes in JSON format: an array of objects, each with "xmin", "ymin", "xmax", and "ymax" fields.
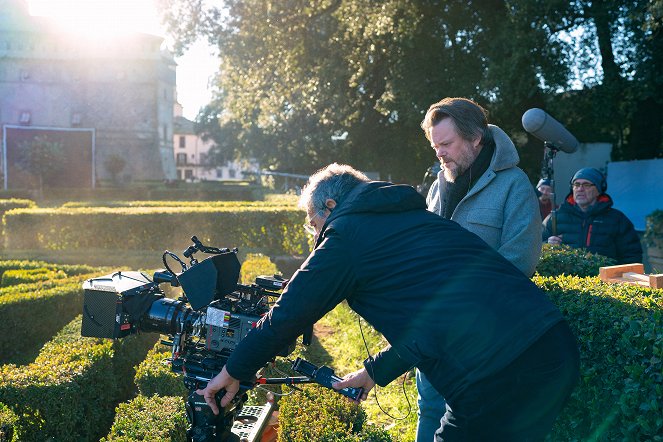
[{"xmin": 183, "ymin": 236, "xmax": 235, "ymax": 266}]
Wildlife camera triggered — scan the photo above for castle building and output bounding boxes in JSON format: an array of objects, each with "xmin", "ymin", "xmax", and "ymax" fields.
[{"xmin": 0, "ymin": 0, "xmax": 176, "ymax": 190}]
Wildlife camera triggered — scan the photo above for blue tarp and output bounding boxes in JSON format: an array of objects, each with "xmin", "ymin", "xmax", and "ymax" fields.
[{"xmin": 607, "ymin": 159, "xmax": 663, "ymax": 231}]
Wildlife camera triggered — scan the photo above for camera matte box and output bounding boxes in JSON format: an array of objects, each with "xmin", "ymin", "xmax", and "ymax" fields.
[{"xmin": 81, "ymin": 271, "xmax": 151, "ymax": 338}]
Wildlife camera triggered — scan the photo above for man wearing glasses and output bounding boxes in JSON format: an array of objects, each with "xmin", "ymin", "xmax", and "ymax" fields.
[{"xmin": 543, "ymin": 167, "xmax": 642, "ymax": 264}]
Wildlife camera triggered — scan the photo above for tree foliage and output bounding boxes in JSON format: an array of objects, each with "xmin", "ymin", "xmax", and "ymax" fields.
[
  {"xmin": 17, "ymin": 135, "xmax": 65, "ymax": 196},
  {"xmin": 159, "ymin": 0, "xmax": 663, "ymax": 183}
]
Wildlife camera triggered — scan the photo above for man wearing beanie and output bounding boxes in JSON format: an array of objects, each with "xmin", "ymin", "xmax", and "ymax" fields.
[
  {"xmin": 543, "ymin": 167, "xmax": 642, "ymax": 264},
  {"xmin": 537, "ymin": 178, "xmax": 556, "ymax": 219}
]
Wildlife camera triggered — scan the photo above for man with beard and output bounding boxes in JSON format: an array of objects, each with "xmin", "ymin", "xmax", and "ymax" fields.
[{"xmin": 417, "ymin": 97, "xmax": 542, "ymax": 441}]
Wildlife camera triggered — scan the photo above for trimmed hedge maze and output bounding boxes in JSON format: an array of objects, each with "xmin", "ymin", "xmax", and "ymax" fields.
[{"xmin": 0, "ymin": 249, "xmax": 661, "ymax": 440}]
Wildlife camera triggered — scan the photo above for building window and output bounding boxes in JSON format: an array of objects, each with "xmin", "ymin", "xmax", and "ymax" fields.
[
  {"xmin": 19, "ymin": 111, "xmax": 31, "ymax": 125},
  {"xmin": 176, "ymin": 153, "xmax": 187, "ymax": 166},
  {"xmin": 179, "ymin": 136, "xmax": 185, "ymax": 148},
  {"xmin": 228, "ymin": 169, "xmax": 236, "ymax": 178},
  {"xmin": 184, "ymin": 169, "xmax": 193, "ymax": 180}
]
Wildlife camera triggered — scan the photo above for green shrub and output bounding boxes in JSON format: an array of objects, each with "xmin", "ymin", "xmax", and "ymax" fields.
[
  {"xmin": 0, "ymin": 273, "xmax": 99, "ymax": 364},
  {"xmin": 0, "ymin": 402, "xmax": 18, "ymax": 442},
  {"xmin": 534, "ymin": 275, "xmax": 663, "ymax": 441},
  {"xmin": 0, "ymin": 259, "xmax": 100, "ymax": 280},
  {"xmin": 134, "ymin": 343, "xmax": 187, "ymax": 398},
  {"xmin": 103, "ymin": 394, "xmax": 187, "ymax": 441},
  {"xmin": 278, "ymin": 385, "xmax": 392, "ymax": 441},
  {"xmin": 61, "ymin": 200, "xmax": 291, "ymax": 209},
  {"xmin": 536, "ymin": 244, "xmax": 616, "ymax": 277},
  {"xmin": 0, "ymin": 316, "xmax": 156, "ymax": 441},
  {"xmin": 644, "ymin": 209, "xmax": 663, "ymax": 249},
  {"xmin": 3, "ymin": 206, "xmax": 310, "ymax": 257},
  {"xmin": 0, "ymin": 268, "xmax": 67, "ymax": 286},
  {"xmin": 240, "ymin": 253, "xmax": 279, "ymax": 284}
]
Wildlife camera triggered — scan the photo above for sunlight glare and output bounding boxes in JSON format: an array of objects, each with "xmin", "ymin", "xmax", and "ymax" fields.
[{"xmin": 27, "ymin": 0, "xmax": 164, "ymax": 38}]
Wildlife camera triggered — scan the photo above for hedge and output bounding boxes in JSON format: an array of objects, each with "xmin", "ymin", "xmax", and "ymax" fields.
[
  {"xmin": 0, "ymin": 316, "xmax": 156, "ymax": 441},
  {"xmin": 60, "ymin": 200, "xmax": 295, "ymax": 209},
  {"xmin": 134, "ymin": 343, "xmax": 187, "ymax": 399},
  {"xmin": 3, "ymin": 206, "xmax": 310, "ymax": 256},
  {"xmin": 536, "ymin": 244, "xmax": 616, "ymax": 277},
  {"xmin": 535, "ymin": 275, "xmax": 663, "ymax": 441},
  {"xmin": 0, "ymin": 273, "xmax": 99, "ymax": 364},
  {"xmin": 0, "ymin": 402, "xmax": 18, "ymax": 442},
  {"xmin": 0, "ymin": 199, "xmax": 35, "ymax": 220},
  {"xmin": 103, "ymin": 394, "xmax": 187, "ymax": 441},
  {"xmin": 0, "ymin": 259, "xmax": 100, "ymax": 278},
  {"xmin": 278, "ymin": 385, "xmax": 392, "ymax": 442},
  {"xmin": 0, "ymin": 268, "xmax": 67, "ymax": 286}
]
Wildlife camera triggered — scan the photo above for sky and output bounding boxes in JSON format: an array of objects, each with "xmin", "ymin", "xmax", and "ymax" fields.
[{"xmin": 27, "ymin": 0, "xmax": 219, "ymax": 121}]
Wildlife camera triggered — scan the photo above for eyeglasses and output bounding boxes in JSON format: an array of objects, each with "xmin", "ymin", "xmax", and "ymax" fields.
[
  {"xmin": 303, "ymin": 209, "xmax": 326, "ymax": 236},
  {"xmin": 572, "ymin": 182, "xmax": 595, "ymax": 189}
]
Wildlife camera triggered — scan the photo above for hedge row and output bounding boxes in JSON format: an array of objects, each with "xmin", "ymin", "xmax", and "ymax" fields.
[
  {"xmin": 0, "ymin": 259, "xmax": 101, "ymax": 278},
  {"xmin": 536, "ymin": 275, "xmax": 663, "ymax": 441},
  {"xmin": 61, "ymin": 199, "xmax": 296, "ymax": 209},
  {"xmin": 0, "ymin": 199, "xmax": 35, "ymax": 220},
  {"xmin": 0, "ymin": 272, "xmax": 100, "ymax": 364},
  {"xmin": 0, "ymin": 268, "xmax": 68, "ymax": 286},
  {"xmin": 535, "ymin": 244, "xmax": 616, "ymax": 277},
  {"xmin": 0, "ymin": 316, "xmax": 157, "ymax": 441},
  {"xmin": 3, "ymin": 206, "xmax": 310, "ymax": 256},
  {"xmin": 103, "ymin": 394, "xmax": 187, "ymax": 441}
]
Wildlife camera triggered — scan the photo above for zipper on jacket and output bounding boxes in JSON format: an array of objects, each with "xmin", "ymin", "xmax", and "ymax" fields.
[{"xmin": 586, "ymin": 224, "xmax": 593, "ymax": 247}]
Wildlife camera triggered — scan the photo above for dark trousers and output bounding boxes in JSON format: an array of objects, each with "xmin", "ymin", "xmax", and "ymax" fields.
[{"xmin": 435, "ymin": 321, "xmax": 580, "ymax": 442}]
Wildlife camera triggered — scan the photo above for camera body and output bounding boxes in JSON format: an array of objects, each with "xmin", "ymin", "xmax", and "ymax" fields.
[{"xmin": 81, "ymin": 240, "xmax": 290, "ymax": 441}]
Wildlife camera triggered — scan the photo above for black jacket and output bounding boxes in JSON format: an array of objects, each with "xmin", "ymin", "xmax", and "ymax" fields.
[
  {"xmin": 226, "ymin": 182, "xmax": 563, "ymax": 404},
  {"xmin": 542, "ymin": 193, "xmax": 642, "ymax": 265}
]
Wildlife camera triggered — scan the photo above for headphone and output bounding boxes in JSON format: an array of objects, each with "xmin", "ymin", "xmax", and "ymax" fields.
[{"xmin": 569, "ymin": 167, "xmax": 607, "ymax": 193}]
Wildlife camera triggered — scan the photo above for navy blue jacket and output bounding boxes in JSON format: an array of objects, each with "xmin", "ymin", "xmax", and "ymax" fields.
[
  {"xmin": 226, "ymin": 182, "xmax": 563, "ymax": 404},
  {"xmin": 542, "ymin": 193, "xmax": 642, "ymax": 265}
]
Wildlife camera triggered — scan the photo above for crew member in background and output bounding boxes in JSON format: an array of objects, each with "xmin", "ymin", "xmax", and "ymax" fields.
[
  {"xmin": 537, "ymin": 178, "xmax": 556, "ymax": 219},
  {"xmin": 197, "ymin": 163, "xmax": 579, "ymax": 441},
  {"xmin": 417, "ymin": 97, "xmax": 542, "ymax": 441},
  {"xmin": 543, "ymin": 167, "xmax": 642, "ymax": 265}
]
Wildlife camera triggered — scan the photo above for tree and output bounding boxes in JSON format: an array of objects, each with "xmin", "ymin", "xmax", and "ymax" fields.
[
  {"xmin": 158, "ymin": 0, "xmax": 661, "ymax": 183},
  {"xmin": 103, "ymin": 154, "xmax": 127, "ymax": 185},
  {"xmin": 17, "ymin": 135, "xmax": 65, "ymax": 198}
]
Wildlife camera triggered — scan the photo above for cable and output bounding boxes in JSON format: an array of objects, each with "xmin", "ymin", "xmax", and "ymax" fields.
[{"xmin": 358, "ymin": 317, "xmax": 412, "ymax": 421}]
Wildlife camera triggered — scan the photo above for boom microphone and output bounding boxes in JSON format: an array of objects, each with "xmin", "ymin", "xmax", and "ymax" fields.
[{"xmin": 521, "ymin": 108, "xmax": 579, "ymax": 154}]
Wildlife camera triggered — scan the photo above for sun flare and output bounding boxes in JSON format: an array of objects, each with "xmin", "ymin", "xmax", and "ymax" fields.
[{"xmin": 27, "ymin": 0, "xmax": 163, "ymax": 39}]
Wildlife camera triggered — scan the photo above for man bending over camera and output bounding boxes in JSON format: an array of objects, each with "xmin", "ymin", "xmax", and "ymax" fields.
[{"xmin": 198, "ymin": 163, "xmax": 579, "ymax": 441}]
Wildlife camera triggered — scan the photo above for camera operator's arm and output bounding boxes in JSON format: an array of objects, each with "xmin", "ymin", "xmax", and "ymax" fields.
[
  {"xmin": 225, "ymin": 230, "xmax": 357, "ymax": 382},
  {"xmin": 196, "ymin": 366, "xmax": 240, "ymax": 414}
]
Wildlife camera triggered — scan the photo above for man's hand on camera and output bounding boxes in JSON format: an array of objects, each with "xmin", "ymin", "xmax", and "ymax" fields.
[
  {"xmin": 332, "ymin": 367, "xmax": 374, "ymax": 402},
  {"xmin": 196, "ymin": 365, "xmax": 240, "ymax": 415}
]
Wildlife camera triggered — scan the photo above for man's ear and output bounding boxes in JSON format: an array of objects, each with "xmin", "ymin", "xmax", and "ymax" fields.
[{"xmin": 325, "ymin": 199, "xmax": 337, "ymax": 210}]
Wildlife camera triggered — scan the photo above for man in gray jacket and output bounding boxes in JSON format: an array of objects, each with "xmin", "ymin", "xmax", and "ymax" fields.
[{"xmin": 417, "ymin": 97, "xmax": 542, "ymax": 441}]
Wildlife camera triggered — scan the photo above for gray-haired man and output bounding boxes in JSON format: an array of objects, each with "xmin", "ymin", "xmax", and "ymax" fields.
[{"xmin": 197, "ymin": 163, "xmax": 577, "ymax": 441}]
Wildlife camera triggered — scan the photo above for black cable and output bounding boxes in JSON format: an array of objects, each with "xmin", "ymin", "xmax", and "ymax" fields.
[{"xmin": 358, "ymin": 317, "xmax": 412, "ymax": 421}]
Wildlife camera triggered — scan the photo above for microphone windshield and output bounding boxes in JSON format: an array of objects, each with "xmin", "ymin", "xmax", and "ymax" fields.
[{"xmin": 522, "ymin": 108, "xmax": 579, "ymax": 154}]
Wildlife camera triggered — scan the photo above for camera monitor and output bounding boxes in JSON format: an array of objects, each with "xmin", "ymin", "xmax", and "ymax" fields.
[{"xmin": 177, "ymin": 251, "xmax": 241, "ymax": 310}]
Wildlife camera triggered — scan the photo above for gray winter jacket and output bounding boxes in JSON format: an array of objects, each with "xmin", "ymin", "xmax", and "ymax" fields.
[{"xmin": 426, "ymin": 124, "xmax": 541, "ymax": 276}]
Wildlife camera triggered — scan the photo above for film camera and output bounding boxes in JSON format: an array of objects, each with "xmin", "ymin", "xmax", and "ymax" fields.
[{"xmin": 81, "ymin": 236, "xmax": 362, "ymax": 442}]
